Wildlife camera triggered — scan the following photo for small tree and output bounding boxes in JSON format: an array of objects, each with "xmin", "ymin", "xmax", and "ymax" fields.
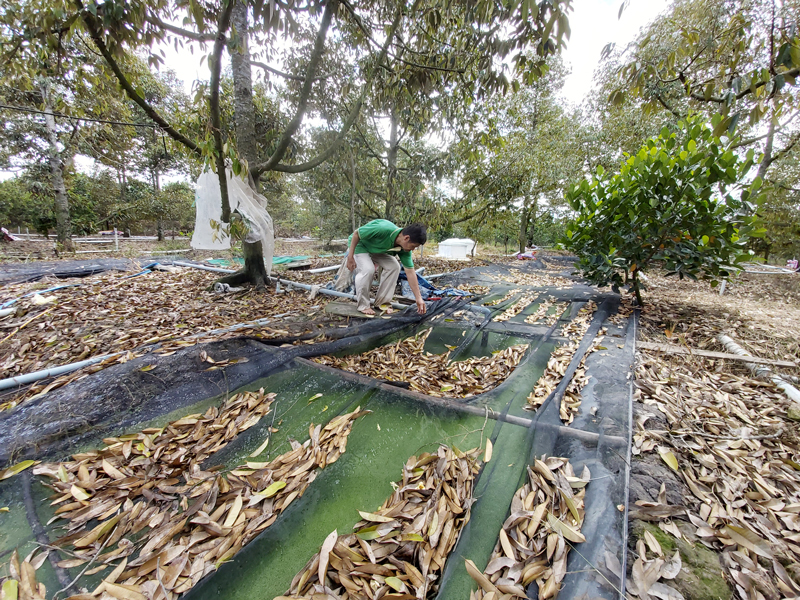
[{"xmin": 563, "ymin": 115, "xmax": 764, "ymax": 305}]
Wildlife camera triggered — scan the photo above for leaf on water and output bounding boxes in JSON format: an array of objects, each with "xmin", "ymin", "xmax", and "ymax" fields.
[{"xmin": 307, "ymin": 393, "xmax": 323, "ymax": 404}]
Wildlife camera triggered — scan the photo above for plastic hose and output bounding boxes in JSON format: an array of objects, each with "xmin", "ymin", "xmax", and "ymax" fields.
[{"xmin": 717, "ymin": 333, "xmax": 800, "ymax": 403}]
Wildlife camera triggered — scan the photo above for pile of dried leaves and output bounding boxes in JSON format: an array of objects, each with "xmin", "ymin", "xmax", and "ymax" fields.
[
  {"xmin": 456, "ymin": 284, "xmax": 491, "ymax": 296},
  {"xmin": 527, "ymin": 303, "xmax": 599, "ymax": 423},
  {"xmin": 634, "ymin": 349, "xmax": 800, "ymax": 599},
  {"xmin": 495, "ymin": 269, "xmax": 573, "ymax": 289},
  {"xmin": 28, "ymin": 389, "xmax": 366, "ymax": 600},
  {"xmin": 0, "ymin": 550, "xmax": 50, "ymax": 600},
  {"xmin": 466, "ymin": 457, "xmax": 589, "ymax": 600},
  {"xmin": 493, "ymin": 293, "xmax": 539, "ymax": 322},
  {"xmin": 485, "ymin": 290, "xmax": 520, "ymax": 307},
  {"xmin": 524, "ymin": 299, "xmax": 567, "ymax": 327},
  {"xmin": 0, "ymin": 269, "xmax": 333, "ymax": 411},
  {"xmin": 313, "ymin": 329, "xmax": 529, "ymax": 398},
  {"xmin": 626, "ymin": 483, "xmax": 686, "ymax": 600},
  {"xmin": 277, "ymin": 445, "xmax": 482, "ymax": 600},
  {"xmin": 638, "ymin": 272, "xmax": 800, "ymax": 366}
]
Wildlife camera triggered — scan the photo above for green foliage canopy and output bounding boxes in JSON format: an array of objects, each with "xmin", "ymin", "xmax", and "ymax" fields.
[{"xmin": 563, "ymin": 115, "xmax": 764, "ymax": 305}]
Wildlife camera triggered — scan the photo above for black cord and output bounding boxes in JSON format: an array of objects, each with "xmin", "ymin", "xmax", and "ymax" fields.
[{"xmin": 0, "ymin": 103, "xmax": 157, "ymax": 128}]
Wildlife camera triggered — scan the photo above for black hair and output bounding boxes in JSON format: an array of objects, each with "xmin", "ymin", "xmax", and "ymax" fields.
[{"xmin": 401, "ymin": 223, "xmax": 427, "ymax": 245}]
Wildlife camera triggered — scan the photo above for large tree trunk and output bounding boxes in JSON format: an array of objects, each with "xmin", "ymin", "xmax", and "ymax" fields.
[
  {"xmin": 42, "ymin": 82, "xmax": 73, "ymax": 251},
  {"xmin": 217, "ymin": 232, "xmax": 270, "ymax": 287},
  {"xmin": 350, "ymin": 150, "xmax": 356, "ymax": 231},
  {"xmin": 227, "ymin": 0, "xmax": 271, "ymax": 289},
  {"xmin": 385, "ymin": 105, "xmax": 398, "ymax": 220},
  {"xmin": 231, "ymin": 0, "xmax": 258, "ymax": 180}
]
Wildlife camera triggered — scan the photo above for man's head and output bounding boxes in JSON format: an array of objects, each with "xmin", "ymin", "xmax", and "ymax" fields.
[{"xmin": 396, "ymin": 223, "xmax": 427, "ymax": 251}]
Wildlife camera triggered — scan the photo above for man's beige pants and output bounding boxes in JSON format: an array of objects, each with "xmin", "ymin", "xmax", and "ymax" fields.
[{"xmin": 354, "ymin": 253, "xmax": 400, "ymax": 311}]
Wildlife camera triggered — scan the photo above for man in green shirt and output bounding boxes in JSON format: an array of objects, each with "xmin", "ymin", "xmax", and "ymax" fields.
[{"xmin": 346, "ymin": 220, "xmax": 427, "ymax": 315}]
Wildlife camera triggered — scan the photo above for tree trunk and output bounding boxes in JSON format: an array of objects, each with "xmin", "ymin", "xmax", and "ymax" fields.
[
  {"xmin": 756, "ymin": 115, "xmax": 776, "ymax": 182},
  {"xmin": 226, "ymin": 0, "xmax": 272, "ymax": 290},
  {"xmin": 231, "ymin": 0, "xmax": 258, "ymax": 182},
  {"xmin": 527, "ymin": 197, "xmax": 538, "ymax": 247},
  {"xmin": 42, "ymin": 82, "xmax": 73, "ymax": 251},
  {"xmin": 157, "ymin": 218, "xmax": 164, "ymax": 242},
  {"xmin": 350, "ymin": 150, "xmax": 356, "ymax": 231},
  {"xmin": 217, "ymin": 233, "xmax": 270, "ymax": 288},
  {"xmin": 385, "ymin": 105, "xmax": 398, "ymax": 220},
  {"xmin": 518, "ymin": 198, "xmax": 531, "ymax": 253}
]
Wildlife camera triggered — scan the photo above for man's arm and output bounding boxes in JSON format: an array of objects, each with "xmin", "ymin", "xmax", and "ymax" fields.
[
  {"xmin": 404, "ymin": 267, "xmax": 427, "ymax": 315},
  {"xmin": 346, "ymin": 229, "xmax": 360, "ymax": 271}
]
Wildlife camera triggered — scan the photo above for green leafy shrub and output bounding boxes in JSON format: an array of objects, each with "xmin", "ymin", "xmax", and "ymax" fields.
[{"xmin": 563, "ymin": 115, "xmax": 764, "ymax": 305}]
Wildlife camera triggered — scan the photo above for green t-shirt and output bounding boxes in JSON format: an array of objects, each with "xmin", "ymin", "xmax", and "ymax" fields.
[{"xmin": 348, "ymin": 219, "xmax": 414, "ymax": 268}]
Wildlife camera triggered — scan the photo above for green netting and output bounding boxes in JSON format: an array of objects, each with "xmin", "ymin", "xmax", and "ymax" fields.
[{"xmin": 0, "ymin": 262, "xmax": 633, "ymax": 600}]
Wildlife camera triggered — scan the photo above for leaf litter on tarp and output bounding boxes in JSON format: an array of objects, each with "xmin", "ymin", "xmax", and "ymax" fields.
[
  {"xmin": 23, "ymin": 389, "xmax": 368, "ymax": 600},
  {"xmin": 277, "ymin": 444, "xmax": 481, "ymax": 600},
  {"xmin": 526, "ymin": 302, "xmax": 601, "ymax": 423},
  {"xmin": 466, "ymin": 457, "xmax": 590, "ymax": 600},
  {"xmin": 0, "ymin": 269, "xmax": 336, "ymax": 412},
  {"xmin": 313, "ymin": 329, "xmax": 528, "ymax": 398}
]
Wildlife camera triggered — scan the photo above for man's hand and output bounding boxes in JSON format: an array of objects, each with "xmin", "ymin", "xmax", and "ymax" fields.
[
  {"xmin": 346, "ymin": 254, "xmax": 356, "ymax": 271},
  {"xmin": 416, "ymin": 298, "xmax": 427, "ymax": 315}
]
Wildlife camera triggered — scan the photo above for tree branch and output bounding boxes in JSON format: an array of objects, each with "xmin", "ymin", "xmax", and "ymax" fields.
[
  {"xmin": 249, "ymin": 59, "xmax": 328, "ymax": 82},
  {"xmin": 256, "ymin": 0, "xmax": 411, "ymax": 175},
  {"xmin": 766, "ymin": 129, "xmax": 800, "ymax": 166},
  {"xmin": 687, "ymin": 68, "xmax": 799, "ymax": 103},
  {"xmin": 77, "ymin": 1, "xmax": 201, "ymax": 155},
  {"xmin": 653, "ymin": 92, "xmax": 685, "ymax": 120},
  {"xmin": 144, "ymin": 13, "xmax": 217, "ymax": 43},
  {"xmin": 210, "ymin": 0, "xmax": 236, "ymax": 222},
  {"xmin": 251, "ymin": 0, "xmax": 338, "ymax": 176}
]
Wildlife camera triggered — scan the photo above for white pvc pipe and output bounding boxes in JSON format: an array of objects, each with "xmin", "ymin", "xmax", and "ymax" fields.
[
  {"xmin": 0, "ymin": 353, "xmax": 124, "ymax": 391},
  {"xmin": 308, "ymin": 264, "xmax": 340, "ymax": 274},
  {"xmin": 272, "ymin": 277, "xmax": 406, "ymax": 310},
  {"xmin": 0, "ymin": 308, "xmax": 15, "ymax": 318},
  {"xmin": 0, "ymin": 315, "xmax": 285, "ymax": 392},
  {"xmin": 717, "ymin": 334, "xmax": 800, "ymax": 404},
  {"xmin": 172, "ymin": 261, "xmax": 235, "ymax": 274}
]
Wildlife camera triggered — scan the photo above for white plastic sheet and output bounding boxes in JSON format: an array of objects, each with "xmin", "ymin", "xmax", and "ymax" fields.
[{"xmin": 191, "ymin": 171, "xmax": 274, "ymax": 275}]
